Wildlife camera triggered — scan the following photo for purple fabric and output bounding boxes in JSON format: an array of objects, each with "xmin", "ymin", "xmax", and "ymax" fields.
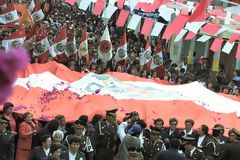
[{"xmin": 0, "ymin": 48, "xmax": 29, "ymax": 103}]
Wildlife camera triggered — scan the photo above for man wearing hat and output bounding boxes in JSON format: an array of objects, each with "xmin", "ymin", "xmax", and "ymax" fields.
[
  {"xmin": 0, "ymin": 118, "xmax": 14, "ymax": 160},
  {"xmin": 128, "ymin": 150, "xmax": 142, "ymax": 160},
  {"xmin": 182, "ymin": 136, "xmax": 205, "ymax": 160},
  {"xmin": 143, "ymin": 129, "xmax": 166, "ymax": 160},
  {"xmin": 95, "ymin": 109, "xmax": 119, "ymax": 160},
  {"xmin": 222, "ymin": 128, "xmax": 240, "ymax": 160}
]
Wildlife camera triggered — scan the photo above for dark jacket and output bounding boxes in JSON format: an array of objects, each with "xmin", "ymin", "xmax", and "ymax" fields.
[
  {"xmin": 222, "ymin": 141, "xmax": 240, "ymax": 160},
  {"xmin": 185, "ymin": 147, "xmax": 205, "ymax": 160},
  {"xmin": 153, "ymin": 148, "xmax": 186, "ymax": 160},
  {"xmin": 60, "ymin": 150, "xmax": 86, "ymax": 160},
  {"xmin": 30, "ymin": 146, "xmax": 50, "ymax": 160},
  {"xmin": 0, "ymin": 130, "xmax": 14, "ymax": 160}
]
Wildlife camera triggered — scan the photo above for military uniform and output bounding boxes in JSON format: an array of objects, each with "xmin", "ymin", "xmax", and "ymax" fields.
[
  {"xmin": 143, "ymin": 138, "xmax": 166, "ymax": 160},
  {"xmin": 95, "ymin": 109, "xmax": 118, "ymax": 160},
  {"xmin": 203, "ymin": 136, "xmax": 223, "ymax": 159},
  {"xmin": 185, "ymin": 147, "xmax": 205, "ymax": 160},
  {"xmin": 0, "ymin": 119, "xmax": 15, "ymax": 160}
]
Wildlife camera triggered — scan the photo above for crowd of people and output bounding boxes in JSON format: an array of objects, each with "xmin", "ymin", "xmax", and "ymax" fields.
[{"xmin": 0, "ymin": 102, "xmax": 240, "ymax": 160}]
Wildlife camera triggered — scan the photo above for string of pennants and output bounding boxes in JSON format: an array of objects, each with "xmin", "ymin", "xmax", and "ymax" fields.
[{"xmin": 64, "ymin": 0, "xmax": 240, "ymax": 58}]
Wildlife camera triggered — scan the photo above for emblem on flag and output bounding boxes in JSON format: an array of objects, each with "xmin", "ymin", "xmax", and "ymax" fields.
[
  {"xmin": 5, "ymin": 13, "xmax": 13, "ymax": 21},
  {"xmin": 32, "ymin": 13, "xmax": 40, "ymax": 22},
  {"xmin": 99, "ymin": 40, "xmax": 111, "ymax": 53},
  {"xmin": 55, "ymin": 43, "xmax": 65, "ymax": 53},
  {"xmin": 11, "ymin": 40, "xmax": 22, "ymax": 49},
  {"xmin": 118, "ymin": 48, "xmax": 127, "ymax": 59},
  {"xmin": 153, "ymin": 54, "xmax": 163, "ymax": 65},
  {"xmin": 144, "ymin": 50, "xmax": 151, "ymax": 60},
  {"xmin": 66, "ymin": 42, "xmax": 76, "ymax": 54},
  {"xmin": 34, "ymin": 43, "xmax": 46, "ymax": 54}
]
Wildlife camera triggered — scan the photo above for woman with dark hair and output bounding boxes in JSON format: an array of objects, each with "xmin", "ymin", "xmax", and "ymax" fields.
[
  {"xmin": 1, "ymin": 102, "xmax": 17, "ymax": 134},
  {"xmin": 16, "ymin": 112, "xmax": 38, "ymax": 160},
  {"xmin": 48, "ymin": 143, "xmax": 63, "ymax": 160}
]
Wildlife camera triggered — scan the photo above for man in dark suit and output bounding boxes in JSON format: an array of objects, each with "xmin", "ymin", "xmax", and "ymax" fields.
[
  {"xmin": 30, "ymin": 135, "xmax": 52, "ymax": 160},
  {"xmin": 182, "ymin": 136, "xmax": 205, "ymax": 160},
  {"xmin": 222, "ymin": 128, "xmax": 240, "ymax": 160},
  {"xmin": 0, "ymin": 118, "xmax": 14, "ymax": 160},
  {"xmin": 196, "ymin": 125, "xmax": 210, "ymax": 150},
  {"xmin": 181, "ymin": 119, "xmax": 198, "ymax": 138},
  {"xmin": 153, "ymin": 138, "xmax": 185, "ymax": 160},
  {"xmin": 60, "ymin": 135, "xmax": 86, "ymax": 160}
]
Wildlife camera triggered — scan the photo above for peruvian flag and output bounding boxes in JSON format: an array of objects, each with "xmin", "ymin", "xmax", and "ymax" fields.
[
  {"xmin": 33, "ymin": 37, "xmax": 50, "ymax": 63},
  {"xmin": 24, "ymin": 24, "xmax": 36, "ymax": 54},
  {"xmin": 2, "ymin": 27, "xmax": 26, "ymax": 51},
  {"xmin": 50, "ymin": 26, "xmax": 67, "ymax": 62},
  {"xmin": 28, "ymin": 0, "xmax": 35, "ymax": 13},
  {"xmin": 140, "ymin": 39, "xmax": 152, "ymax": 72},
  {"xmin": 66, "ymin": 27, "xmax": 77, "ymax": 61},
  {"xmin": 114, "ymin": 31, "xmax": 128, "ymax": 66},
  {"xmin": 31, "ymin": 1, "xmax": 44, "ymax": 22},
  {"xmin": 79, "ymin": 27, "xmax": 89, "ymax": 64},
  {"xmin": 150, "ymin": 40, "xmax": 165, "ymax": 79},
  {"xmin": 0, "ymin": 1, "xmax": 7, "ymax": 9},
  {"xmin": 98, "ymin": 26, "xmax": 112, "ymax": 63},
  {"xmin": 8, "ymin": 61, "xmax": 240, "ymax": 134},
  {"xmin": 0, "ymin": 3, "xmax": 19, "ymax": 24}
]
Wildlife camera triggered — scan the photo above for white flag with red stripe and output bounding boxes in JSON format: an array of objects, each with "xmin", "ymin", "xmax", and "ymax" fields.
[
  {"xmin": 2, "ymin": 27, "xmax": 26, "ymax": 51},
  {"xmin": 50, "ymin": 26, "xmax": 67, "ymax": 61},
  {"xmin": 31, "ymin": 1, "xmax": 44, "ymax": 22},
  {"xmin": 0, "ymin": 3, "xmax": 19, "ymax": 24},
  {"xmin": 79, "ymin": 27, "xmax": 89, "ymax": 64},
  {"xmin": 140, "ymin": 39, "xmax": 152, "ymax": 71},
  {"xmin": 114, "ymin": 31, "xmax": 127, "ymax": 65},
  {"xmin": 151, "ymin": 40, "xmax": 163, "ymax": 69},
  {"xmin": 98, "ymin": 26, "xmax": 112, "ymax": 63},
  {"xmin": 33, "ymin": 37, "xmax": 50, "ymax": 63}
]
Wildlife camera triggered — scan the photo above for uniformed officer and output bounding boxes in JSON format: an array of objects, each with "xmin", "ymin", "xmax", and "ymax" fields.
[
  {"xmin": 0, "ymin": 118, "xmax": 15, "ymax": 160},
  {"xmin": 182, "ymin": 136, "xmax": 205, "ymax": 160},
  {"xmin": 143, "ymin": 129, "xmax": 166, "ymax": 160},
  {"xmin": 95, "ymin": 109, "xmax": 119, "ymax": 160},
  {"xmin": 128, "ymin": 150, "xmax": 142, "ymax": 160},
  {"xmin": 222, "ymin": 128, "xmax": 240, "ymax": 160}
]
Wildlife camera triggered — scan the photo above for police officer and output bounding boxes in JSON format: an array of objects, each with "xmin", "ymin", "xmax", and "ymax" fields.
[
  {"xmin": 143, "ymin": 129, "xmax": 166, "ymax": 160},
  {"xmin": 0, "ymin": 118, "xmax": 15, "ymax": 160},
  {"xmin": 222, "ymin": 128, "xmax": 240, "ymax": 160},
  {"xmin": 95, "ymin": 109, "xmax": 118, "ymax": 160},
  {"xmin": 182, "ymin": 136, "xmax": 205, "ymax": 160}
]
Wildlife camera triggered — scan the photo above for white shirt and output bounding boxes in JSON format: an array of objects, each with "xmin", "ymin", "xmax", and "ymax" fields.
[
  {"xmin": 190, "ymin": 147, "xmax": 196, "ymax": 157},
  {"xmin": 69, "ymin": 152, "xmax": 77, "ymax": 160},
  {"xmin": 183, "ymin": 129, "xmax": 193, "ymax": 136},
  {"xmin": 169, "ymin": 129, "xmax": 175, "ymax": 136},
  {"xmin": 197, "ymin": 135, "xmax": 206, "ymax": 147},
  {"xmin": 43, "ymin": 147, "xmax": 50, "ymax": 157}
]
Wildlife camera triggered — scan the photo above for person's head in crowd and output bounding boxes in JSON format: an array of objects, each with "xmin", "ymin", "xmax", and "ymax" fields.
[
  {"xmin": 3, "ymin": 102, "xmax": 14, "ymax": 115},
  {"xmin": 169, "ymin": 138, "xmax": 180, "ymax": 149},
  {"xmin": 128, "ymin": 150, "xmax": 141, "ymax": 160},
  {"xmin": 52, "ymin": 130, "xmax": 64, "ymax": 144},
  {"xmin": 47, "ymin": 119, "xmax": 60, "ymax": 133},
  {"xmin": 154, "ymin": 118, "xmax": 164, "ymax": 130},
  {"xmin": 124, "ymin": 111, "xmax": 139, "ymax": 124},
  {"xmin": 68, "ymin": 61, "xmax": 75, "ymax": 71},
  {"xmin": 163, "ymin": 74, "xmax": 170, "ymax": 81},
  {"xmin": 175, "ymin": 76, "xmax": 183, "ymax": 85},
  {"xmin": 91, "ymin": 114, "xmax": 103, "ymax": 126},
  {"xmin": 150, "ymin": 129, "xmax": 160, "ymax": 142},
  {"xmin": 96, "ymin": 65, "xmax": 103, "ymax": 74},
  {"xmin": 128, "ymin": 124, "xmax": 142, "ymax": 137},
  {"xmin": 22, "ymin": 112, "xmax": 33, "ymax": 123},
  {"xmin": 184, "ymin": 119, "xmax": 194, "ymax": 132},
  {"xmin": 228, "ymin": 128, "xmax": 240, "ymax": 142},
  {"xmin": 130, "ymin": 66, "xmax": 137, "ymax": 76},
  {"xmin": 54, "ymin": 115, "xmax": 66, "ymax": 128},
  {"xmin": 78, "ymin": 115, "xmax": 88, "ymax": 127},
  {"xmin": 169, "ymin": 118, "xmax": 178, "ymax": 131},
  {"xmin": 198, "ymin": 124, "xmax": 209, "ymax": 136},
  {"xmin": 121, "ymin": 66, "xmax": 126, "ymax": 73},
  {"xmin": 180, "ymin": 68, "xmax": 185, "ymax": 75},
  {"xmin": 212, "ymin": 125, "xmax": 224, "ymax": 138},
  {"xmin": 0, "ymin": 118, "xmax": 8, "ymax": 132},
  {"xmin": 222, "ymin": 86, "xmax": 229, "ymax": 94},
  {"xmin": 49, "ymin": 143, "xmax": 62, "ymax": 159},
  {"xmin": 106, "ymin": 109, "xmax": 117, "ymax": 124},
  {"xmin": 207, "ymin": 82, "xmax": 213, "ymax": 90},
  {"xmin": 151, "ymin": 70, "xmax": 158, "ymax": 79},
  {"xmin": 41, "ymin": 135, "xmax": 52, "ymax": 149},
  {"xmin": 137, "ymin": 119, "xmax": 147, "ymax": 129},
  {"xmin": 74, "ymin": 123, "xmax": 85, "ymax": 136},
  {"xmin": 182, "ymin": 136, "xmax": 196, "ymax": 151},
  {"xmin": 235, "ymin": 88, "xmax": 240, "ymax": 96},
  {"xmin": 116, "ymin": 65, "xmax": 122, "ymax": 72},
  {"xmin": 140, "ymin": 70, "xmax": 148, "ymax": 78},
  {"xmin": 68, "ymin": 136, "xmax": 81, "ymax": 154},
  {"xmin": 33, "ymin": 57, "xmax": 39, "ymax": 63},
  {"xmin": 90, "ymin": 63, "xmax": 97, "ymax": 71}
]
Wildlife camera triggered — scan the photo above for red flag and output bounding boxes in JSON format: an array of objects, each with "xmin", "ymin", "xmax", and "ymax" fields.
[
  {"xmin": 188, "ymin": 0, "xmax": 209, "ymax": 22},
  {"xmin": 141, "ymin": 18, "xmax": 154, "ymax": 36},
  {"xmin": 140, "ymin": 39, "xmax": 152, "ymax": 72},
  {"xmin": 116, "ymin": 9, "xmax": 129, "ymax": 27},
  {"xmin": 93, "ymin": 0, "xmax": 104, "ymax": 16},
  {"xmin": 210, "ymin": 38, "xmax": 223, "ymax": 52}
]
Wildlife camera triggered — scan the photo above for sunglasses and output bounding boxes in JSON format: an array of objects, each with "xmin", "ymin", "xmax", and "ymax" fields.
[{"xmin": 171, "ymin": 123, "xmax": 177, "ymax": 126}]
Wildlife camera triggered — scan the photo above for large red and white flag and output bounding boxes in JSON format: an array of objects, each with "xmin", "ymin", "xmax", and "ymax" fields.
[
  {"xmin": 150, "ymin": 40, "xmax": 165, "ymax": 78},
  {"xmin": 140, "ymin": 39, "xmax": 152, "ymax": 71},
  {"xmin": 0, "ymin": 3, "xmax": 19, "ymax": 24},
  {"xmin": 98, "ymin": 26, "xmax": 112, "ymax": 63},
  {"xmin": 2, "ymin": 27, "xmax": 26, "ymax": 51},
  {"xmin": 50, "ymin": 26, "xmax": 67, "ymax": 62},
  {"xmin": 33, "ymin": 37, "xmax": 50, "ymax": 63},
  {"xmin": 5, "ymin": 61, "xmax": 240, "ymax": 133},
  {"xmin": 79, "ymin": 27, "xmax": 89, "ymax": 64},
  {"xmin": 31, "ymin": 1, "xmax": 44, "ymax": 22},
  {"xmin": 114, "ymin": 31, "xmax": 127, "ymax": 66}
]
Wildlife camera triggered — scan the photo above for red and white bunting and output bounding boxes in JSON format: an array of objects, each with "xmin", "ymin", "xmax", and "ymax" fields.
[
  {"xmin": 98, "ymin": 26, "xmax": 112, "ymax": 63},
  {"xmin": 0, "ymin": 4, "xmax": 19, "ymax": 24},
  {"xmin": 79, "ymin": 27, "xmax": 89, "ymax": 64},
  {"xmin": 114, "ymin": 31, "xmax": 127, "ymax": 65},
  {"xmin": 2, "ymin": 27, "xmax": 26, "ymax": 51}
]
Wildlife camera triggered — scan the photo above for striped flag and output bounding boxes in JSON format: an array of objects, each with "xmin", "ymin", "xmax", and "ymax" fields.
[
  {"xmin": 79, "ymin": 27, "xmax": 89, "ymax": 64},
  {"xmin": 0, "ymin": 3, "xmax": 19, "ymax": 25},
  {"xmin": 114, "ymin": 31, "xmax": 127, "ymax": 66}
]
